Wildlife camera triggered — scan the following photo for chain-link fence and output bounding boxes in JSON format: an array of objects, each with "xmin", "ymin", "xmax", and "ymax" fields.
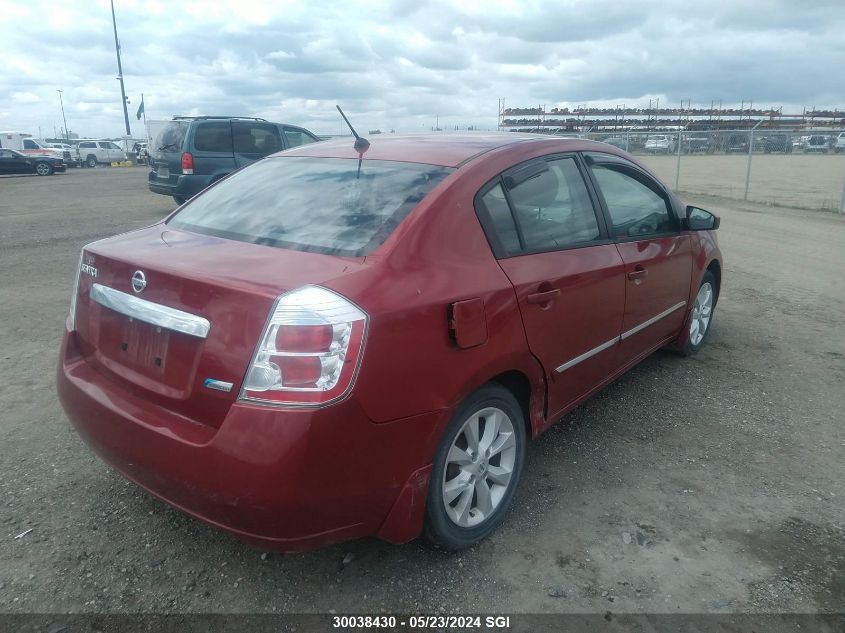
[{"xmin": 580, "ymin": 129, "xmax": 845, "ymax": 212}]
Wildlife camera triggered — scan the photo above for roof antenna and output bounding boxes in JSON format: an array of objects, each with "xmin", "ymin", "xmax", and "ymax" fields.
[{"xmin": 336, "ymin": 105, "xmax": 370, "ymax": 152}]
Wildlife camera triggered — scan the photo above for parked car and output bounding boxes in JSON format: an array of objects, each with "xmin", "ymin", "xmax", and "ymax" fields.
[
  {"xmin": 58, "ymin": 134, "xmax": 722, "ymax": 551},
  {"xmin": 725, "ymin": 133, "xmax": 750, "ymax": 153},
  {"xmin": 684, "ymin": 136, "xmax": 709, "ymax": 154},
  {"xmin": 77, "ymin": 140, "xmax": 128, "ymax": 167},
  {"xmin": 601, "ymin": 136, "xmax": 627, "ymax": 149},
  {"xmin": 132, "ymin": 141, "xmax": 150, "ymax": 165},
  {"xmin": 0, "ymin": 148, "xmax": 66, "ymax": 175},
  {"xmin": 50, "ymin": 143, "xmax": 82, "ymax": 166},
  {"xmin": 804, "ymin": 135, "xmax": 829, "ymax": 153},
  {"xmin": 148, "ymin": 116, "xmax": 321, "ymax": 205},
  {"xmin": 644, "ymin": 134, "xmax": 676, "ymax": 153},
  {"xmin": 833, "ymin": 132, "xmax": 845, "ymax": 154},
  {"xmin": 763, "ymin": 134, "xmax": 792, "ymax": 154}
]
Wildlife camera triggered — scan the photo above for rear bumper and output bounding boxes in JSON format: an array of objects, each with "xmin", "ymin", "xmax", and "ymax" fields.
[
  {"xmin": 57, "ymin": 329, "xmax": 445, "ymax": 550},
  {"xmin": 148, "ymin": 173, "xmax": 212, "ymax": 199}
]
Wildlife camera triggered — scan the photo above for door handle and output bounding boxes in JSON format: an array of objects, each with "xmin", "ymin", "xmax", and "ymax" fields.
[
  {"xmin": 526, "ymin": 289, "xmax": 561, "ymax": 305},
  {"xmin": 627, "ymin": 267, "xmax": 648, "ymax": 280}
]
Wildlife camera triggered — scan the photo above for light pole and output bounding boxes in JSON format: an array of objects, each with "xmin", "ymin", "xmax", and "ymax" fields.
[
  {"xmin": 57, "ymin": 90, "xmax": 69, "ymax": 142},
  {"xmin": 110, "ymin": 0, "xmax": 131, "ymax": 136}
]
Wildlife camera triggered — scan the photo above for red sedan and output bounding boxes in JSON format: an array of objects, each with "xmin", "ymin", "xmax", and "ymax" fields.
[{"xmin": 58, "ymin": 134, "xmax": 721, "ymax": 551}]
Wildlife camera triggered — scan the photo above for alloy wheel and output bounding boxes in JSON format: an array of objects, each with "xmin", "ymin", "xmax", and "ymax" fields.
[
  {"xmin": 689, "ymin": 282, "xmax": 713, "ymax": 346},
  {"xmin": 441, "ymin": 407, "xmax": 516, "ymax": 528},
  {"xmin": 35, "ymin": 163, "xmax": 51, "ymax": 176}
]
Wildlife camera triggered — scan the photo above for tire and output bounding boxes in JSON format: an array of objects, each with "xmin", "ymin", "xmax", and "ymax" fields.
[
  {"xmin": 680, "ymin": 270, "xmax": 717, "ymax": 356},
  {"xmin": 86, "ymin": 155, "xmax": 97, "ymax": 168},
  {"xmin": 34, "ymin": 161, "xmax": 53, "ymax": 176},
  {"xmin": 173, "ymin": 196, "xmax": 186, "ymax": 205},
  {"xmin": 423, "ymin": 383, "xmax": 527, "ymax": 550}
]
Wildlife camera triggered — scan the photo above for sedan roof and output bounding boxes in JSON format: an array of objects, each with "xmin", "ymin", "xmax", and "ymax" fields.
[{"xmin": 278, "ymin": 133, "xmax": 562, "ymax": 167}]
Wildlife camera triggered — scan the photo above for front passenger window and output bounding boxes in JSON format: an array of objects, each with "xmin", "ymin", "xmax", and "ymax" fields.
[
  {"xmin": 591, "ymin": 165, "xmax": 675, "ymax": 238},
  {"xmin": 283, "ymin": 128, "xmax": 317, "ymax": 148}
]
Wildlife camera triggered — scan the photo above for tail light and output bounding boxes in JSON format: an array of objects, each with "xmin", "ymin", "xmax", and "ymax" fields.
[
  {"xmin": 240, "ymin": 286, "xmax": 368, "ymax": 407},
  {"xmin": 181, "ymin": 152, "xmax": 194, "ymax": 175}
]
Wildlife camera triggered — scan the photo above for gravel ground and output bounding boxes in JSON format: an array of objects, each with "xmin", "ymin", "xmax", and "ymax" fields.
[{"xmin": 0, "ymin": 168, "xmax": 843, "ymax": 614}]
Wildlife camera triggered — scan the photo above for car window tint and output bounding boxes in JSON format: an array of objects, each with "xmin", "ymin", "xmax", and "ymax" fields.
[
  {"xmin": 505, "ymin": 157, "xmax": 600, "ymax": 251},
  {"xmin": 479, "ymin": 183, "xmax": 520, "ymax": 256},
  {"xmin": 194, "ymin": 122, "xmax": 233, "ymax": 152},
  {"xmin": 591, "ymin": 164, "xmax": 675, "ymax": 238},
  {"xmin": 283, "ymin": 127, "xmax": 317, "ymax": 148},
  {"xmin": 232, "ymin": 122, "xmax": 282, "ymax": 155},
  {"xmin": 0, "ymin": 149, "xmax": 12, "ymax": 158},
  {"xmin": 23, "ymin": 139, "xmax": 37, "ymax": 149},
  {"xmin": 168, "ymin": 157, "xmax": 453, "ymax": 257}
]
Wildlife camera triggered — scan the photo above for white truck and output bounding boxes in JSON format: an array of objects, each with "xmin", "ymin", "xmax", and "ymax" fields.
[
  {"xmin": 0, "ymin": 131, "xmax": 73, "ymax": 163},
  {"xmin": 75, "ymin": 140, "xmax": 128, "ymax": 167}
]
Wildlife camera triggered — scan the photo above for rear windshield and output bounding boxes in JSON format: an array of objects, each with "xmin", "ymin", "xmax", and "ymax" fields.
[
  {"xmin": 167, "ymin": 157, "xmax": 453, "ymax": 256},
  {"xmin": 154, "ymin": 121, "xmax": 188, "ymax": 152}
]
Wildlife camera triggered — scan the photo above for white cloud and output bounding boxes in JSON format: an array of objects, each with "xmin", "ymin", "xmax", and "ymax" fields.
[
  {"xmin": 0, "ymin": 0, "xmax": 843, "ymax": 138},
  {"xmin": 12, "ymin": 92, "xmax": 41, "ymax": 104}
]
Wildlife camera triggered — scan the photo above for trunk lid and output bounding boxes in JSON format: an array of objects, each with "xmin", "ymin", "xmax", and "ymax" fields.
[{"xmin": 73, "ymin": 224, "xmax": 365, "ymax": 427}]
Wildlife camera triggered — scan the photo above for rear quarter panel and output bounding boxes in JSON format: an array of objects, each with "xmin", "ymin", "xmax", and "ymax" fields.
[{"xmin": 327, "ymin": 139, "xmax": 640, "ymax": 437}]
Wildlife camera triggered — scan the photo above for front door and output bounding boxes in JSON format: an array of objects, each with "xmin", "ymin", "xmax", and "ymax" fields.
[
  {"xmin": 477, "ymin": 155, "xmax": 626, "ymax": 419},
  {"xmin": 585, "ymin": 155, "xmax": 693, "ymax": 365}
]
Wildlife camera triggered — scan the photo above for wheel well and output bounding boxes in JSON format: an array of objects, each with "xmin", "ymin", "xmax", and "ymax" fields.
[
  {"xmin": 490, "ymin": 370, "xmax": 533, "ymax": 439},
  {"xmin": 706, "ymin": 260, "xmax": 721, "ymax": 303}
]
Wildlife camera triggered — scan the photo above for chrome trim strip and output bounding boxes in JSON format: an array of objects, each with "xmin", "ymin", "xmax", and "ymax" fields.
[
  {"xmin": 555, "ymin": 336, "xmax": 620, "ymax": 373},
  {"xmin": 620, "ymin": 301, "xmax": 687, "ymax": 341},
  {"xmin": 90, "ymin": 283, "xmax": 210, "ymax": 339}
]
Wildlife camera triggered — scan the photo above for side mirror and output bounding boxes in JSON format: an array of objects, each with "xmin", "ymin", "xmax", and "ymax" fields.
[{"xmin": 684, "ymin": 205, "xmax": 720, "ymax": 231}]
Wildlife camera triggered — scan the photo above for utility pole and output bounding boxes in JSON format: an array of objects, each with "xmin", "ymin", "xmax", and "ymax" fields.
[
  {"xmin": 57, "ymin": 90, "xmax": 69, "ymax": 142},
  {"xmin": 110, "ymin": 0, "xmax": 131, "ymax": 136}
]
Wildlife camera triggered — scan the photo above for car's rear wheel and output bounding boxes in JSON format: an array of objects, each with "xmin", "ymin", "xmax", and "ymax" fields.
[
  {"xmin": 173, "ymin": 196, "xmax": 186, "ymax": 205},
  {"xmin": 424, "ymin": 384, "xmax": 526, "ymax": 550},
  {"xmin": 86, "ymin": 155, "xmax": 97, "ymax": 168},
  {"xmin": 681, "ymin": 271, "xmax": 717, "ymax": 355},
  {"xmin": 34, "ymin": 161, "xmax": 53, "ymax": 176}
]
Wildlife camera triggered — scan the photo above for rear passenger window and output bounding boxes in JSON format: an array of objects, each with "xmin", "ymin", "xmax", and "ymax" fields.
[
  {"xmin": 590, "ymin": 165, "xmax": 675, "ymax": 238},
  {"xmin": 283, "ymin": 127, "xmax": 317, "ymax": 148},
  {"xmin": 232, "ymin": 122, "xmax": 282, "ymax": 155},
  {"xmin": 194, "ymin": 122, "xmax": 233, "ymax": 152},
  {"xmin": 505, "ymin": 157, "xmax": 600, "ymax": 251},
  {"xmin": 479, "ymin": 184, "xmax": 520, "ymax": 256}
]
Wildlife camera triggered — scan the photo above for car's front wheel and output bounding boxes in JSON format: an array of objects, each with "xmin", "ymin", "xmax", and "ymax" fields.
[
  {"xmin": 86, "ymin": 155, "xmax": 97, "ymax": 168},
  {"xmin": 424, "ymin": 384, "xmax": 526, "ymax": 550},
  {"xmin": 34, "ymin": 161, "xmax": 53, "ymax": 176},
  {"xmin": 173, "ymin": 196, "xmax": 186, "ymax": 206},
  {"xmin": 682, "ymin": 270, "xmax": 717, "ymax": 355}
]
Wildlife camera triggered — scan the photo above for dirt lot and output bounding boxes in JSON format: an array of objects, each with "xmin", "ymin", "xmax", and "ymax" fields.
[
  {"xmin": 1, "ymin": 168, "xmax": 843, "ymax": 615},
  {"xmin": 640, "ymin": 153, "xmax": 845, "ymax": 211}
]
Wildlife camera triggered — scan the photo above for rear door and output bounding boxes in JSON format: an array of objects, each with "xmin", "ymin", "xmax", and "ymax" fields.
[
  {"xmin": 232, "ymin": 121, "xmax": 283, "ymax": 167},
  {"xmin": 584, "ymin": 152, "xmax": 693, "ymax": 366},
  {"xmin": 477, "ymin": 154, "xmax": 626, "ymax": 418},
  {"xmin": 191, "ymin": 121, "xmax": 234, "ymax": 176}
]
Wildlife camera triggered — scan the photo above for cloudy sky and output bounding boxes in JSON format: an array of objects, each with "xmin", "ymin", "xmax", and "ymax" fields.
[{"xmin": 2, "ymin": 0, "xmax": 844, "ymax": 139}]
